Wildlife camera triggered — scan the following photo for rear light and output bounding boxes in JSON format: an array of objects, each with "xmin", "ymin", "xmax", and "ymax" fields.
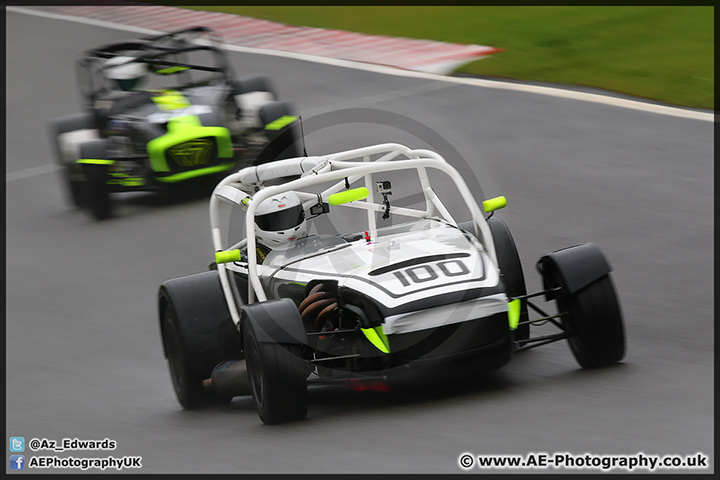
[{"xmin": 348, "ymin": 379, "xmax": 391, "ymax": 392}]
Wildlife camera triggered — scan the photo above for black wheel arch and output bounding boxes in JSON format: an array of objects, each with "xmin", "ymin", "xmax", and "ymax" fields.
[
  {"xmin": 537, "ymin": 242, "xmax": 612, "ymax": 299},
  {"xmin": 239, "ymin": 298, "xmax": 308, "ymax": 350}
]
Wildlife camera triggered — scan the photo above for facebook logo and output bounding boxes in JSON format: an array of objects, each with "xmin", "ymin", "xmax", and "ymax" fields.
[
  {"xmin": 9, "ymin": 455, "xmax": 25, "ymax": 470},
  {"xmin": 9, "ymin": 437, "xmax": 24, "ymax": 452}
]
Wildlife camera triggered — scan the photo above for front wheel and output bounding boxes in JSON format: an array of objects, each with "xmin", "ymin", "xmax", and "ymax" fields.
[
  {"xmin": 558, "ymin": 275, "xmax": 625, "ymax": 368},
  {"xmin": 84, "ymin": 164, "xmax": 113, "ymax": 220},
  {"xmin": 244, "ymin": 322, "xmax": 308, "ymax": 424},
  {"xmin": 63, "ymin": 165, "xmax": 90, "ymax": 208}
]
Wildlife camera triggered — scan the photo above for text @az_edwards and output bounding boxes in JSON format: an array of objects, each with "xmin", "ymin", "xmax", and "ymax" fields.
[{"xmin": 28, "ymin": 437, "xmax": 115, "ymax": 452}]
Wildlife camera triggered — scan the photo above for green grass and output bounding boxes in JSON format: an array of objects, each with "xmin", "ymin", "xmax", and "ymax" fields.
[{"xmin": 184, "ymin": 6, "xmax": 713, "ymax": 109}]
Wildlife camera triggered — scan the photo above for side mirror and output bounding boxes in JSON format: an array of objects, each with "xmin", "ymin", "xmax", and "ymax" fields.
[
  {"xmin": 483, "ymin": 196, "xmax": 507, "ymax": 213},
  {"xmin": 310, "ymin": 202, "xmax": 330, "ymax": 216}
]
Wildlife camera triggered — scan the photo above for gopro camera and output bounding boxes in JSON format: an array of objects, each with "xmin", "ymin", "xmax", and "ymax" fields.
[{"xmin": 376, "ymin": 180, "xmax": 392, "ymax": 195}]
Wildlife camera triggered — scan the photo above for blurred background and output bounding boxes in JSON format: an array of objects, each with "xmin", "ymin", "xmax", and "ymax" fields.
[{"xmin": 186, "ymin": 6, "xmax": 713, "ymax": 109}]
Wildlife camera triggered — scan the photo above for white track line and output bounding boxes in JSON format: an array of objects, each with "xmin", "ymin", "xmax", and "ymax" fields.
[
  {"xmin": 9, "ymin": 6, "xmax": 712, "ymax": 122},
  {"xmin": 6, "ymin": 164, "xmax": 61, "ymax": 183},
  {"xmin": 302, "ymin": 81, "xmax": 454, "ymax": 116}
]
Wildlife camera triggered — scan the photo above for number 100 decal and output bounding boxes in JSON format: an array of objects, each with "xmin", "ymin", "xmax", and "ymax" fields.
[{"xmin": 393, "ymin": 260, "xmax": 470, "ymax": 287}]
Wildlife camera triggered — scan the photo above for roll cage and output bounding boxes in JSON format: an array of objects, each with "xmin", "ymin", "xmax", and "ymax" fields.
[
  {"xmin": 210, "ymin": 143, "xmax": 500, "ymax": 327},
  {"xmin": 76, "ymin": 26, "xmax": 235, "ymax": 108}
]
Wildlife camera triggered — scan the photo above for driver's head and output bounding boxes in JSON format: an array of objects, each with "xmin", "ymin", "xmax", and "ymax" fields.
[
  {"xmin": 104, "ymin": 56, "xmax": 147, "ymax": 92},
  {"xmin": 254, "ymin": 191, "xmax": 307, "ymax": 247}
]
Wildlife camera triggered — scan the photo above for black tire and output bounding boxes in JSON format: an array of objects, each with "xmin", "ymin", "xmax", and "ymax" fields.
[
  {"xmin": 229, "ymin": 74, "xmax": 277, "ymax": 98},
  {"xmin": 256, "ymin": 100, "xmax": 301, "ymax": 163},
  {"xmin": 460, "ymin": 218, "xmax": 530, "ymax": 345},
  {"xmin": 557, "ymin": 275, "xmax": 625, "ymax": 368},
  {"xmin": 161, "ymin": 302, "xmax": 216, "ymax": 409},
  {"xmin": 244, "ymin": 321, "xmax": 308, "ymax": 424},
  {"xmin": 158, "ymin": 272, "xmax": 242, "ymax": 408},
  {"xmin": 84, "ymin": 164, "xmax": 113, "ymax": 220},
  {"xmin": 65, "ymin": 169, "xmax": 90, "ymax": 209},
  {"xmin": 487, "ymin": 217, "xmax": 530, "ymax": 345}
]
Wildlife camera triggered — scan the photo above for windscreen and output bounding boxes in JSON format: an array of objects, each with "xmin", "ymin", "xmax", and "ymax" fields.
[{"xmin": 263, "ymin": 235, "xmax": 348, "ymax": 269}]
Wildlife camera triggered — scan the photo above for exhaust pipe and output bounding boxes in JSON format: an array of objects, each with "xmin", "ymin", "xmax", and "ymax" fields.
[{"xmin": 203, "ymin": 360, "xmax": 251, "ymax": 398}]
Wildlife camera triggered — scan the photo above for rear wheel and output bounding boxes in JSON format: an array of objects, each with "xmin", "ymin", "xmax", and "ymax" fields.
[
  {"xmin": 256, "ymin": 100, "xmax": 301, "ymax": 163},
  {"xmin": 48, "ymin": 114, "xmax": 96, "ymax": 209},
  {"xmin": 462, "ymin": 217, "xmax": 529, "ymax": 345},
  {"xmin": 159, "ymin": 272, "xmax": 240, "ymax": 408},
  {"xmin": 557, "ymin": 275, "xmax": 625, "ymax": 368},
  {"xmin": 162, "ymin": 303, "xmax": 212, "ymax": 409},
  {"xmin": 486, "ymin": 216, "xmax": 530, "ymax": 345},
  {"xmin": 244, "ymin": 322, "xmax": 308, "ymax": 424}
]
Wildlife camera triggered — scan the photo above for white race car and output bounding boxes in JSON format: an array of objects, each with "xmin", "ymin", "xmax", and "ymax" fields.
[{"xmin": 158, "ymin": 143, "xmax": 625, "ymax": 424}]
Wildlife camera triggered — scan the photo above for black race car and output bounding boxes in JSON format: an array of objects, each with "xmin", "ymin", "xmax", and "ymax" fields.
[{"xmin": 48, "ymin": 26, "xmax": 300, "ymax": 219}]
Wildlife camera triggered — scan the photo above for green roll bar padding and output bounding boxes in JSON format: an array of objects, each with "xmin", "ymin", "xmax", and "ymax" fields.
[
  {"xmin": 146, "ymin": 115, "xmax": 233, "ymax": 173},
  {"xmin": 215, "ymin": 249, "xmax": 242, "ymax": 264},
  {"xmin": 155, "ymin": 66, "xmax": 189, "ymax": 75},
  {"xmin": 77, "ymin": 159, "xmax": 115, "ymax": 165},
  {"xmin": 508, "ymin": 298, "xmax": 521, "ymax": 330},
  {"xmin": 155, "ymin": 162, "xmax": 236, "ymax": 184},
  {"xmin": 483, "ymin": 196, "xmax": 507, "ymax": 213},
  {"xmin": 265, "ymin": 115, "xmax": 298, "ymax": 131},
  {"xmin": 361, "ymin": 326, "xmax": 390, "ymax": 354},
  {"xmin": 328, "ymin": 187, "xmax": 370, "ymax": 206}
]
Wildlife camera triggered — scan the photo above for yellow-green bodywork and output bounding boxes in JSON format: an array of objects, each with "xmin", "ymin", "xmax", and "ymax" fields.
[
  {"xmin": 361, "ymin": 326, "xmax": 390, "ymax": 353},
  {"xmin": 507, "ymin": 298, "xmax": 521, "ymax": 330},
  {"xmin": 265, "ymin": 115, "xmax": 298, "ymax": 130},
  {"xmin": 146, "ymin": 115, "xmax": 233, "ymax": 182},
  {"xmin": 76, "ymin": 159, "xmax": 115, "ymax": 165}
]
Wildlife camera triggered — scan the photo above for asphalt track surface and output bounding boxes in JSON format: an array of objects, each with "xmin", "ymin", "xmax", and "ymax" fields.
[{"xmin": 6, "ymin": 12, "xmax": 714, "ymax": 475}]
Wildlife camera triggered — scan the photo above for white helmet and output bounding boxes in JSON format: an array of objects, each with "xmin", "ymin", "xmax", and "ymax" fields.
[
  {"xmin": 104, "ymin": 56, "xmax": 147, "ymax": 91},
  {"xmin": 254, "ymin": 191, "xmax": 307, "ymax": 246}
]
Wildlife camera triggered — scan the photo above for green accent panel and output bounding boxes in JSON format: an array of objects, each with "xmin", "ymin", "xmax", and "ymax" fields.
[
  {"xmin": 146, "ymin": 115, "xmax": 233, "ymax": 173},
  {"xmin": 216, "ymin": 249, "xmax": 242, "ymax": 264},
  {"xmin": 155, "ymin": 162, "xmax": 235, "ymax": 183},
  {"xmin": 168, "ymin": 138, "xmax": 215, "ymax": 167},
  {"xmin": 328, "ymin": 187, "xmax": 369, "ymax": 206},
  {"xmin": 151, "ymin": 89, "xmax": 191, "ymax": 110},
  {"xmin": 265, "ymin": 115, "xmax": 298, "ymax": 131},
  {"xmin": 361, "ymin": 326, "xmax": 390, "ymax": 354},
  {"xmin": 508, "ymin": 298, "xmax": 521, "ymax": 330},
  {"xmin": 77, "ymin": 159, "xmax": 115, "ymax": 165},
  {"xmin": 107, "ymin": 177, "xmax": 145, "ymax": 186},
  {"xmin": 483, "ymin": 196, "xmax": 507, "ymax": 213},
  {"xmin": 156, "ymin": 66, "xmax": 189, "ymax": 75},
  {"xmin": 123, "ymin": 178, "xmax": 144, "ymax": 186}
]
